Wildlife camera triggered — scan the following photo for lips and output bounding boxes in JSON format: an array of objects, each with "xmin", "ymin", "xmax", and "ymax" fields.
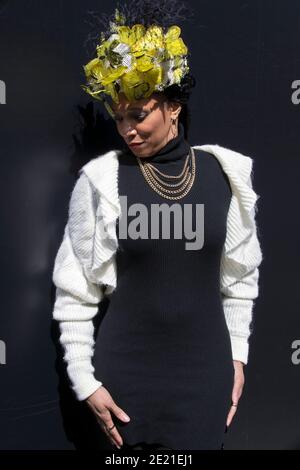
[{"xmin": 128, "ymin": 141, "xmax": 144, "ymax": 147}]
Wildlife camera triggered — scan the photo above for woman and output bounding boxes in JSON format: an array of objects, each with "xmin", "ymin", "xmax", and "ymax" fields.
[{"xmin": 52, "ymin": 1, "xmax": 263, "ymax": 451}]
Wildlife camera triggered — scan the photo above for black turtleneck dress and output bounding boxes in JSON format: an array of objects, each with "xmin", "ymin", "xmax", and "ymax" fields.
[{"xmin": 93, "ymin": 123, "xmax": 234, "ymax": 450}]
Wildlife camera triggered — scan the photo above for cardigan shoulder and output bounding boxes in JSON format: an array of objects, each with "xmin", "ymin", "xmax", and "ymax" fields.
[{"xmin": 192, "ymin": 144, "xmax": 254, "ymax": 184}]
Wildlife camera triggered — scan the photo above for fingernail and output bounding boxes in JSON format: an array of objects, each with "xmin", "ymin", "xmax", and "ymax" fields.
[{"xmin": 123, "ymin": 415, "xmax": 130, "ymax": 422}]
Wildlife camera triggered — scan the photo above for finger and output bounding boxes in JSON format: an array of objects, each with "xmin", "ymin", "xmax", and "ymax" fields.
[
  {"xmin": 231, "ymin": 384, "xmax": 243, "ymax": 410},
  {"xmin": 226, "ymin": 408, "xmax": 235, "ymax": 426},
  {"xmin": 96, "ymin": 415, "xmax": 121, "ymax": 449},
  {"xmin": 226, "ymin": 405, "xmax": 237, "ymax": 427},
  {"xmin": 225, "ymin": 410, "xmax": 231, "ymax": 427},
  {"xmin": 108, "ymin": 403, "xmax": 131, "ymax": 424},
  {"xmin": 232, "ymin": 375, "xmax": 242, "ymax": 393},
  {"xmin": 105, "ymin": 426, "xmax": 121, "ymax": 449},
  {"xmin": 101, "ymin": 414, "xmax": 124, "ymax": 448},
  {"xmin": 232, "ymin": 382, "xmax": 243, "ymax": 400},
  {"xmin": 108, "ymin": 425, "xmax": 124, "ymax": 448}
]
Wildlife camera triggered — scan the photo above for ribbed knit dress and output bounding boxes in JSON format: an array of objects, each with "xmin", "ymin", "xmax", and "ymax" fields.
[{"xmin": 92, "ymin": 123, "xmax": 234, "ymax": 450}]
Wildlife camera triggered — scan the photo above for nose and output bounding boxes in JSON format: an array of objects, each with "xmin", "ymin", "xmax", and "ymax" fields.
[{"xmin": 123, "ymin": 124, "xmax": 137, "ymax": 139}]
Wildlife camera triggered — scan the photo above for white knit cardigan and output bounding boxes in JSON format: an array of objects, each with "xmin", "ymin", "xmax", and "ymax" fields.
[{"xmin": 52, "ymin": 144, "xmax": 263, "ymax": 401}]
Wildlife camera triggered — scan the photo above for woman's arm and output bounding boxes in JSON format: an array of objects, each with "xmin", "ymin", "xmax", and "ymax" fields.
[
  {"xmin": 52, "ymin": 173, "xmax": 104, "ymax": 401},
  {"xmin": 221, "ymin": 169, "xmax": 263, "ymax": 426},
  {"xmin": 221, "ymin": 171, "xmax": 263, "ymax": 365}
]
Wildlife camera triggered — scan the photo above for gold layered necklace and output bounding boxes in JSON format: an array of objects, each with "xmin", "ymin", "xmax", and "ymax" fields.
[{"xmin": 136, "ymin": 146, "xmax": 196, "ymax": 200}]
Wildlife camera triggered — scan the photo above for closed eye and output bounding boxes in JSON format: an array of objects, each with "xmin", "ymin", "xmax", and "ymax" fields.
[{"xmin": 114, "ymin": 113, "xmax": 147, "ymax": 123}]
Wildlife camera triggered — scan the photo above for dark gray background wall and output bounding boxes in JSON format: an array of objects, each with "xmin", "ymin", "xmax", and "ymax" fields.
[{"xmin": 0, "ymin": 0, "xmax": 299, "ymax": 450}]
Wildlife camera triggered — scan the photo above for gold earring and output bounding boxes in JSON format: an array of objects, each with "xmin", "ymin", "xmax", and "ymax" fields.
[{"xmin": 171, "ymin": 117, "xmax": 177, "ymax": 138}]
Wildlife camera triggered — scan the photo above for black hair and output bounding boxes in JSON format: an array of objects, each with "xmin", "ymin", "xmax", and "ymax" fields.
[{"xmin": 159, "ymin": 73, "xmax": 196, "ymax": 140}]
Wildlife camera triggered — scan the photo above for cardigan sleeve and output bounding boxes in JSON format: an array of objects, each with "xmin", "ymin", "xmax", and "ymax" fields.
[
  {"xmin": 220, "ymin": 171, "xmax": 263, "ymax": 365},
  {"xmin": 52, "ymin": 173, "xmax": 104, "ymax": 401}
]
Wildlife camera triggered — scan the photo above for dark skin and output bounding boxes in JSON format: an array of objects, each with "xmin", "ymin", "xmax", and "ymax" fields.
[{"xmin": 110, "ymin": 92, "xmax": 182, "ymax": 157}]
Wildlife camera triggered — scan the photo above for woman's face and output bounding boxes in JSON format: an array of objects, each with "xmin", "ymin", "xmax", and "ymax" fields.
[{"xmin": 110, "ymin": 92, "xmax": 182, "ymax": 158}]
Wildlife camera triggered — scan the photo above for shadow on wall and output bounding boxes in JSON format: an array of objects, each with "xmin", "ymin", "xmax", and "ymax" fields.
[{"xmin": 69, "ymin": 101, "xmax": 125, "ymax": 176}]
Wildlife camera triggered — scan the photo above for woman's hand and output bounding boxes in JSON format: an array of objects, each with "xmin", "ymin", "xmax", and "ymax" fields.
[
  {"xmin": 85, "ymin": 385, "xmax": 131, "ymax": 449},
  {"xmin": 226, "ymin": 360, "xmax": 245, "ymax": 427}
]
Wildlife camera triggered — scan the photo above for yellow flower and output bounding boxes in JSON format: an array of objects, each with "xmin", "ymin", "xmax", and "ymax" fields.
[
  {"xmin": 165, "ymin": 25, "xmax": 181, "ymax": 41},
  {"xmin": 132, "ymin": 25, "xmax": 164, "ymax": 56},
  {"xmin": 81, "ymin": 80, "xmax": 119, "ymax": 106},
  {"xmin": 101, "ymin": 65, "xmax": 127, "ymax": 85},
  {"xmin": 96, "ymin": 38, "xmax": 126, "ymax": 67},
  {"xmin": 120, "ymin": 66, "xmax": 162, "ymax": 102},
  {"xmin": 104, "ymin": 82, "xmax": 119, "ymax": 103},
  {"xmin": 135, "ymin": 55, "xmax": 154, "ymax": 72},
  {"xmin": 83, "ymin": 58, "xmax": 102, "ymax": 79},
  {"xmin": 117, "ymin": 24, "xmax": 146, "ymax": 47},
  {"xmin": 173, "ymin": 67, "xmax": 184, "ymax": 84},
  {"xmin": 165, "ymin": 25, "xmax": 188, "ymax": 58}
]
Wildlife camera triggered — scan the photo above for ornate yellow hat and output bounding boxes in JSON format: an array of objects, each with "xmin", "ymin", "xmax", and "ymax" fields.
[{"xmin": 81, "ymin": 6, "xmax": 190, "ymax": 119}]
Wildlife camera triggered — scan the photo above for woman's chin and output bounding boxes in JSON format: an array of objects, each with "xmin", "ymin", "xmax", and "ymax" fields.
[{"xmin": 128, "ymin": 144, "xmax": 149, "ymax": 156}]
